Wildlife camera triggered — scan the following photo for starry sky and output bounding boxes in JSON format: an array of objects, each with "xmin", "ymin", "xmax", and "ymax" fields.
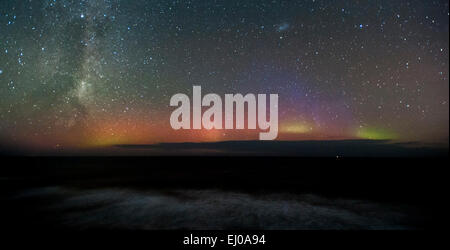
[{"xmin": 0, "ymin": 0, "xmax": 448, "ymax": 151}]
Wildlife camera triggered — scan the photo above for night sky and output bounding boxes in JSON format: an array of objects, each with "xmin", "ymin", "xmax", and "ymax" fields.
[{"xmin": 0, "ymin": 0, "xmax": 448, "ymax": 151}]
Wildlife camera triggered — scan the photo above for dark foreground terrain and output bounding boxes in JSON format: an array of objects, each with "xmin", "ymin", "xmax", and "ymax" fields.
[{"xmin": 0, "ymin": 155, "xmax": 446, "ymax": 230}]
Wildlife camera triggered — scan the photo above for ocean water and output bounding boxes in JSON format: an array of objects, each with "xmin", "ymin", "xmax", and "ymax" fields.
[{"xmin": 8, "ymin": 186, "xmax": 422, "ymax": 230}]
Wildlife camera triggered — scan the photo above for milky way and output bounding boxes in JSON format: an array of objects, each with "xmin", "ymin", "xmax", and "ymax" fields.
[{"xmin": 0, "ymin": 0, "xmax": 448, "ymax": 151}]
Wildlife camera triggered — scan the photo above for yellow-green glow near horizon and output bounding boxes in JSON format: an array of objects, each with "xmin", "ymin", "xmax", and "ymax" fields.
[
  {"xmin": 0, "ymin": 0, "xmax": 448, "ymax": 151},
  {"xmin": 281, "ymin": 123, "xmax": 313, "ymax": 134},
  {"xmin": 357, "ymin": 127, "xmax": 398, "ymax": 140}
]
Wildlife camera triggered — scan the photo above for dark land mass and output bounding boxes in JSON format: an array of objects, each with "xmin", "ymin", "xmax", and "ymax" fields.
[{"xmin": 114, "ymin": 139, "xmax": 448, "ymax": 157}]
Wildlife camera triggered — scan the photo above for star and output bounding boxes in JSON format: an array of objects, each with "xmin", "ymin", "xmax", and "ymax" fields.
[{"xmin": 0, "ymin": 0, "xmax": 447, "ymax": 149}]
